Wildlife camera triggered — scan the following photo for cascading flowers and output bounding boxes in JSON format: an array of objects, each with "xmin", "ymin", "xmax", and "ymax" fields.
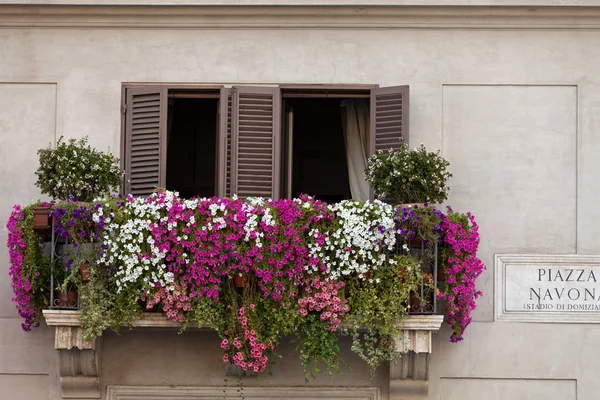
[
  {"xmin": 439, "ymin": 208, "xmax": 485, "ymax": 342},
  {"xmin": 7, "ymin": 202, "xmax": 50, "ymax": 331}
]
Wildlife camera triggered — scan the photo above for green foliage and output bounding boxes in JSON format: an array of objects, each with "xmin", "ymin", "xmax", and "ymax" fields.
[
  {"xmin": 297, "ymin": 313, "xmax": 346, "ymax": 382},
  {"xmin": 35, "ymin": 136, "xmax": 121, "ymax": 202},
  {"xmin": 184, "ymin": 294, "xmax": 227, "ymax": 332},
  {"xmin": 447, "ymin": 210, "xmax": 470, "ymax": 230},
  {"xmin": 365, "ymin": 140, "xmax": 452, "ymax": 204},
  {"xmin": 344, "ymin": 254, "xmax": 422, "ymax": 377},
  {"xmin": 20, "ymin": 203, "xmax": 52, "ymax": 313}
]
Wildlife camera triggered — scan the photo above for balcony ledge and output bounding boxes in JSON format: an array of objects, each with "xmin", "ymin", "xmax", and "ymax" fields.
[
  {"xmin": 44, "ymin": 309, "xmax": 443, "ymax": 330},
  {"xmin": 43, "ymin": 309, "xmax": 443, "ymax": 354}
]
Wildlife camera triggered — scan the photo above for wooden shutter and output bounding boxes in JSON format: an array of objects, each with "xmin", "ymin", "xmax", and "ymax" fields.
[
  {"xmin": 369, "ymin": 85, "xmax": 409, "ymax": 154},
  {"xmin": 124, "ymin": 86, "xmax": 167, "ymax": 196},
  {"xmin": 217, "ymin": 88, "xmax": 233, "ymax": 197},
  {"xmin": 231, "ymin": 86, "xmax": 281, "ymax": 200}
]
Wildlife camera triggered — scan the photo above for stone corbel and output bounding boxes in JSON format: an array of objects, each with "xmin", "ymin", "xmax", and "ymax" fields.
[
  {"xmin": 390, "ymin": 315, "xmax": 444, "ymax": 400},
  {"xmin": 44, "ymin": 310, "xmax": 101, "ymax": 400}
]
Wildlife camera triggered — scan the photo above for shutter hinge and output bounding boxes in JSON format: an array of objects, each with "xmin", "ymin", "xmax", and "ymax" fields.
[{"xmin": 121, "ymin": 103, "xmax": 127, "ymax": 114}]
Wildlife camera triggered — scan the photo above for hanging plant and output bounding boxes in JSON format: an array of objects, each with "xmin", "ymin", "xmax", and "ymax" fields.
[
  {"xmin": 7, "ymin": 202, "xmax": 52, "ymax": 331},
  {"xmin": 439, "ymin": 208, "xmax": 485, "ymax": 342},
  {"xmin": 344, "ymin": 254, "xmax": 421, "ymax": 377}
]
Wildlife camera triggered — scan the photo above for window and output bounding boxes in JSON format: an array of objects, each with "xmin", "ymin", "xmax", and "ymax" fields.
[
  {"xmin": 121, "ymin": 84, "xmax": 408, "ymax": 201},
  {"xmin": 166, "ymin": 91, "xmax": 219, "ymax": 198}
]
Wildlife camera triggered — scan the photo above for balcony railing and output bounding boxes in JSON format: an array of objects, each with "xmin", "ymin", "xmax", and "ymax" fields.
[{"xmin": 47, "ymin": 212, "xmax": 442, "ymax": 316}]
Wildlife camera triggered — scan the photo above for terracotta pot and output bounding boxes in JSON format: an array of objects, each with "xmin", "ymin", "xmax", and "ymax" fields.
[
  {"xmin": 233, "ymin": 273, "xmax": 250, "ymax": 288},
  {"xmin": 80, "ymin": 265, "xmax": 90, "ymax": 281},
  {"xmin": 33, "ymin": 205, "xmax": 51, "ymax": 230},
  {"xmin": 58, "ymin": 290, "xmax": 78, "ymax": 308}
]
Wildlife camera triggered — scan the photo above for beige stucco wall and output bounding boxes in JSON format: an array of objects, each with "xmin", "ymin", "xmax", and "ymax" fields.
[{"xmin": 1, "ymin": 4, "xmax": 599, "ymax": 399}]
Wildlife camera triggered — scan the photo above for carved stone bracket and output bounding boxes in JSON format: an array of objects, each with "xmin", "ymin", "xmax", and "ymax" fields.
[
  {"xmin": 44, "ymin": 310, "xmax": 101, "ymax": 400},
  {"xmin": 389, "ymin": 315, "xmax": 444, "ymax": 400}
]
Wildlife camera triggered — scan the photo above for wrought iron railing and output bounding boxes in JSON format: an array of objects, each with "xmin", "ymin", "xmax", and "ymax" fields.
[
  {"xmin": 49, "ymin": 216, "xmax": 80, "ymax": 310},
  {"xmin": 397, "ymin": 238, "xmax": 440, "ymax": 315},
  {"xmin": 46, "ymin": 221, "xmax": 442, "ymax": 315}
]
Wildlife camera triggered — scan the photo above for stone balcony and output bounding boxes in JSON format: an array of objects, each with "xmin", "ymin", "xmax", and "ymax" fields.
[{"xmin": 43, "ymin": 310, "xmax": 443, "ymax": 400}]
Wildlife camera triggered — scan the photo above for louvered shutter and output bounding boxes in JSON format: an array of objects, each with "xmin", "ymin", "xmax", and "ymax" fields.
[
  {"xmin": 231, "ymin": 86, "xmax": 281, "ymax": 200},
  {"xmin": 369, "ymin": 85, "xmax": 409, "ymax": 202},
  {"xmin": 217, "ymin": 88, "xmax": 233, "ymax": 197},
  {"xmin": 370, "ymin": 85, "xmax": 409, "ymax": 153},
  {"xmin": 124, "ymin": 86, "xmax": 167, "ymax": 196}
]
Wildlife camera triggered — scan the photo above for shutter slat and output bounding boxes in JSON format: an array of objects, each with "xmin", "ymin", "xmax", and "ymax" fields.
[
  {"xmin": 131, "ymin": 144, "xmax": 160, "ymax": 153},
  {"xmin": 131, "ymin": 122, "xmax": 162, "ymax": 131},
  {"xmin": 131, "ymin": 137, "xmax": 160, "ymax": 144},
  {"xmin": 125, "ymin": 87, "xmax": 167, "ymax": 197},
  {"xmin": 131, "ymin": 127, "xmax": 162, "ymax": 136},
  {"xmin": 231, "ymin": 86, "xmax": 281, "ymax": 200},
  {"xmin": 375, "ymin": 126, "xmax": 403, "ymax": 134},
  {"xmin": 238, "ymin": 157, "xmax": 273, "ymax": 163},
  {"xmin": 132, "ymin": 116, "xmax": 160, "ymax": 124}
]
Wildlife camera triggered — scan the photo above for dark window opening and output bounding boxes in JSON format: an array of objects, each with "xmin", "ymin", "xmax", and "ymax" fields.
[
  {"xmin": 166, "ymin": 97, "xmax": 218, "ymax": 198},
  {"xmin": 284, "ymin": 98, "xmax": 352, "ymax": 203}
]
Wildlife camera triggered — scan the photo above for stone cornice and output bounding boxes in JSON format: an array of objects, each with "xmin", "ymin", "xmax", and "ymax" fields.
[
  {"xmin": 2, "ymin": 4, "xmax": 600, "ymax": 29},
  {"xmin": 2, "ymin": 1, "xmax": 599, "ymax": 6}
]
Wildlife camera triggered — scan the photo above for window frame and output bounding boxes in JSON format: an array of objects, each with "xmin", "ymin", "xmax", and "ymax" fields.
[{"xmin": 120, "ymin": 83, "xmax": 409, "ymax": 200}]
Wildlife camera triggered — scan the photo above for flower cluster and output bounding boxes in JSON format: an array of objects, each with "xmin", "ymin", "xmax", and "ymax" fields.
[
  {"xmin": 7, "ymin": 203, "xmax": 50, "ymax": 331},
  {"xmin": 221, "ymin": 305, "xmax": 273, "ymax": 373},
  {"xmin": 439, "ymin": 208, "xmax": 485, "ymax": 342},
  {"xmin": 298, "ymin": 277, "xmax": 349, "ymax": 331},
  {"xmin": 365, "ymin": 140, "xmax": 452, "ymax": 204},
  {"xmin": 94, "ymin": 192, "xmax": 175, "ymax": 292},
  {"xmin": 145, "ymin": 280, "xmax": 193, "ymax": 322},
  {"xmin": 394, "ymin": 203, "xmax": 445, "ymax": 244},
  {"xmin": 309, "ymin": 200, "xmax": 396, "ymax": 281},
  {"xmin": 7, "ymin": 206, "xmax": 38, "ymax": 331}
]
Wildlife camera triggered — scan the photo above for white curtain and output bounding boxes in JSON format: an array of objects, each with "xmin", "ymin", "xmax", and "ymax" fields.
[{"xmin": 341, "ymin": 99, "xmax": 370, "ymax": 201}]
